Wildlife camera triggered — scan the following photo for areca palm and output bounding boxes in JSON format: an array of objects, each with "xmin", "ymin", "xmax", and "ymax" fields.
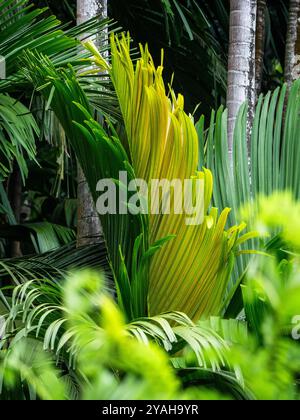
[
  {"xmin": 20, "ymin": 34, "xmax": 255, "ymax": 324},
  {"xmin": 104, "ymin": 34, "xmax": 257, "ymax": 319}
]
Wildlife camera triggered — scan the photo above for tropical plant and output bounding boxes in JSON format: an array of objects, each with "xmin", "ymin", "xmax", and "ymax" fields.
[
  {"xmin": 0, "ymin": 94, "xmax": 38, "ymax": 182},
  {"xmin": 108, "ymin": 0, "xmax": 229, "ymax": 115},
  {"xmin": 0, "ymin": 29, "xmax": 259, "ymax": 400},
  {"xmin": 107, "ymin": 0, "xmax": 290, "ymax": 117},
  {"xmin": 0, "ymin": 0, "xmax": 119, "ymax": 183},
  {"xmin": 2, "ymin": 191, "xmax": 300, "ymax": 400},
  {"xmin": 1, "ymin": 0, "xmax": 299, "ymax": 402},
  {"xmin": 0, "ymin": 1, "xmax": 119, "ymax": 260},
  {"xmin": 234, "ymin": 192, "xmax": 300, "ymax": 399},
  {"xmin": 196, "ymin": 78, "xmax": 300, "ymax": 314},
  {"xmin": 0, "ymin": 270, "xmax": 232, "ymax": 400},
  {"xmin": 20, "ymin": 33, "xmax": 256, "ymax": 323}
]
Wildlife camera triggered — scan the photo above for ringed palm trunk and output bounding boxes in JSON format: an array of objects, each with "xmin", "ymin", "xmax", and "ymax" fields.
[
  {"xmin": 76, "ymin": 0, "xmax": 107, "ymax": 246},
  {"xmin": 227, "ymin": 0, "xmax": 257, "ymax": 163},
  {"xmin": 7, "ymin": 161, "xmax": 22, "ymax": 257},
  {"xmin": 255, "ymin": 0, "xmax": 266, "ymax": 95},
  {"xmin": 284, "ymin": 0, "xmax": 300, "ymax": 89}
]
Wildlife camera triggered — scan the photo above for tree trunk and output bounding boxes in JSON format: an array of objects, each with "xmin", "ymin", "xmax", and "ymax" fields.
[
  {"xmin": 8, "ymin": 161, "xmax": 22, "ymax": 257},
  {"xmin": 77, "ymin": 165, "xmax": 102, "ymax": 247},
  {"xmin": 77, "ymin": 0, "xmax": 107, "ymax": 23},
  {"xmin": 284, "ymin": 0, "xmax": 300, "ymax": 89},
  {"xmin": 255, "ymin": 0, "xmax": 266, "ymax": 95},
  {"xmin": 227, "ymin": 0, "xmax": 257, "ymax": 163},
  {"xmin": 76, "ymin": 0, "xmax": 107, "ymax": 247}
]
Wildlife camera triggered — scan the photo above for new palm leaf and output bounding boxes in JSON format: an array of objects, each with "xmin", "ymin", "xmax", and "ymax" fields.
[
  {"xmin": 86, "ymin": 34, "xmax": 255, "ymax": 320},
  {"xmin": 13, "ymin": 40, "xmax": 252, "ymax": 375}
]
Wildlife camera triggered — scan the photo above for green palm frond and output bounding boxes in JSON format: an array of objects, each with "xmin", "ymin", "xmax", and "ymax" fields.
[
  {"xmin": 109, "ymin": 0, "xmax": 229, "ymax": 113},
  {"xmin": 0, "ymin": 1, "xmax": 113, "ymax": 86},
  {"xmin": 1, "ymin": 270, "xmax": 235, "ymax": 376},
  {"xmin": 0, "ymin": 1, "xmax": 121, "ymax": 187},
  {"xmin": 1, "ymin": 270, "xmax": 236, "ymax": 400},
  {"xmin": 0, "ymin": 1, "xmax": 120, "ymax": 122},
  {"xmin": 198, "ymin": 316, "xmax": 248, "ymax": 345},
  {"xmin": 177, "ymin": 368, "xmax": 254, "ymax": 400},
  {"xmin": 0, "ymin": 221, "xmax": 76, "ymax": 253},
  {"xmin": 0, "ymin": 181, "xmax": 16, "ymax": 224},
  {"xmin": 198, "ymin": 80, "xmax": 300, "ymax": 223},
  {"xmin": 25, "ymin": 222, "xmax": 75, "ymax": 253},
  {"xmin": 197, "ymin": 80, "xmax": 300, "ymax": 315},
  {"xmin": 0, "ymin": 93, "xmax": 38, "ymax": 181},
  {"xmin": 128, "ymin": 313, "xmax": 230, "ymax": 370},
  {"xmin": 0, "ymin": 240, "xmax": 110, "ymax": 286}
]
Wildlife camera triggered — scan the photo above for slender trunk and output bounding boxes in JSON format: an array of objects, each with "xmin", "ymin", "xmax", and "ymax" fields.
[
  {"xmin": 227, "ymin": 0, "xmax": 257, "ymax": 162},
  {"xmin": 284, "ymin": 0, "xmax": 300, "ymax": 89},
  {"xmin": 255, "ymin": 0, "xmax": 266, "ymax": 95},
  {"xmin": 76, "ymin": 0, "xmax": 107, "ymax": 247},
  {"xmin": 77, "ymin": 0, "xmax": 107, "ymax": 23},
  {"xmin": 8, "ymin": 161, "xmax": 22, "ymax": 257},
  {"xmin": 77, "ymin": 165, "xmax": 102, "ymax": 246}
]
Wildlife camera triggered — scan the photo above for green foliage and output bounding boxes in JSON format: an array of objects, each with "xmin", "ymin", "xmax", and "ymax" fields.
[
  {"xmin": 197, "ymin": 80, "xmax": 300, "ymax": 316},
  {"xmin": 0, "ymin": 94, "xmax": 38, "ymax": 182},
  {"xmin": 0, "ymin": 0, "xmax": 116, "ymax": 93},
  {"xmin": 1, "ymin": 0, "xmax": 300, "ymax": 402},
  {"xmin": 0, "ymin": 1, "xmax": 119, "ymax": 262},
  {"xmin": 198, "ymin": 80, "xmax": 300, "ymax": 224},
  {"xmin": 1, "ymin": 267, "xmax": 232, "ymax": 374},
  {"xmin": 0, "ymin": 0, "xmax": 119, "ymax": 185},
  {"xmin": 235, "ymin": 192, "xmax": 300, "ymax": 399},
  {"xmin": 0, "ymin": 338, "xmax": 67, "ymax": 400},
  {"xmin": 0, "ymin": 239, "xmax": 111, "ymax": 287},
  {"xmin": 0, "ymin": 270, "xmax": 229, "ymax": 400}
]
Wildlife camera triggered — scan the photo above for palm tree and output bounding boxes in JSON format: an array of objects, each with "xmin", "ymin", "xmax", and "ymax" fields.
[
  {"xmin": 284, "ymin": 0, "xmax": 300, "ymax": 89},
  {"xmin": 76, "ymin": 0, "xmax": 108, "ymax": 247},
  {"xmin": 227, "ymin": 0, "xmax": 257, "ymax": 161},
  {"xmin": 255, "ymin": 0, "xmax": 267, "ymax": 94}
]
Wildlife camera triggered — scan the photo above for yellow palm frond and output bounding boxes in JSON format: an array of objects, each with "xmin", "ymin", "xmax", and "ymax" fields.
[{"xmin": 86, "ymin": 33, "xmax": 252, "ymax": 320}]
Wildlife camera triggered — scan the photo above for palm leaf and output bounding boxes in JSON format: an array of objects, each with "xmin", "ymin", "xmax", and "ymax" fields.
[
  {"xmin": 0, "ymin": 181, "xmax": 16, "ymax": 224},
  {"xmin": 0, "ymin": 221, "xmax": 76, "ymax": 253},
  {"xmin": 95, "ymin": 33, "xmax": 253, "ymax": 320},
  {"xmin": 0, "ymin": 240, "xmax": 111, "ymax": 286},
  {"xmin": 197, "ymin": 80, "xmax": 300, "ymax": 317},
  {"xmin": 25, "ymin": 222, "xmax": 75, "ymax": 253},
  {"xmin": 1, "ymin": 270, "xmax": 234, "ymax": 376},
  {"xmin": 0, "ymin": 1, "xmax": 120, "ymax": 120},
  {"xmin": 22, "ymin": 35, "xmax": 254, "ymax": 322},
  {"xmin": 0, "ymin": 93, "xmax": 38, "ymax": 181}
]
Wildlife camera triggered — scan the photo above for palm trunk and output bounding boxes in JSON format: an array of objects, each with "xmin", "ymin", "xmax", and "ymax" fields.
[
  {"xmin": 77, "ymin": 0, "xmax": 107, "ymax": 23},
  {"xmin": 284, "ymin": 0, "xmax": 300, "ymax": 89},
  {"xmin": 227, "ymin": 0, "xmax": 257, "ymax": 163},
  {"xmin": 8, "ymin": 161, "xmax": 22, "ymax": 257},
  {"xmin": 255, "ymin": 0, "xmax": 266, "ymax": 95},
  {"xmin": 76, "ymin": 0, "xmax": 107, "ymax": 247}
]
